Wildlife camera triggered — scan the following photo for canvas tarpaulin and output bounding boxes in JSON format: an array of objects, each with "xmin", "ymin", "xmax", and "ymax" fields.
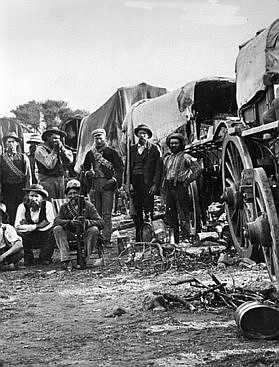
[
  {"xmin": 122, "ymin": 77, "xmax": 236, "ymax": 187},
  {"xmin": 122, "ymin": 77, "xmax": 236, "ymax": 148},
  {"xmin": 122, "ymin": 87, "xmax": 192, "ymax": 147},
  {"xmin": 236, "ymin": 18, "xmax": 279, "ymax": 110},
  {"xmin": 74, "ymin": 83, "xmax": 166, "ymax": 172}
]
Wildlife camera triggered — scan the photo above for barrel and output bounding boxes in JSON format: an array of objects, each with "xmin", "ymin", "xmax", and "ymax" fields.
[{"xmin": 235, "ymin": 301, "xmax": 279, "ymax": 339}]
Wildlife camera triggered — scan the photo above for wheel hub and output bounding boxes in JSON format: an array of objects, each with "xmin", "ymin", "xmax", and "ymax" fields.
[
  {"xmin": 223, "ymin": 185, "xmax": 242, "ymax": 209},
  {"xmin": 246, "ymin": 214, "xmax": 272, "ymax": 248}
]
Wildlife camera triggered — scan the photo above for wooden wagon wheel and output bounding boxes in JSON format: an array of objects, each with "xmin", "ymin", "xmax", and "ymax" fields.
[
  {"xmin": 188, "ymin": 181, "xmax": 201, "ymax": 236},
  {"xmin": 247, "ymin": 168, "xmax": 279, "ymax": 284},
  {"xmin": 221, "ymin": 136, "xmax": 254, "ymax": 257}
]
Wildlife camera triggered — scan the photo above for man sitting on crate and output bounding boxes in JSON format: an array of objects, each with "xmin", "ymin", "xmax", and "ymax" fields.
[
  {"xmin": 162, "ymin": 133, "xmax": 201, "ymax": 244},
  {"xmin": 53, "ymin": 179, "xmax": 104, "ymax": 270},
  {"xmin": 14, "ymin": 184, "xmax": 55, "ymax": 266},
  {"xmin": 0, "ymin": 203, "xmax": 24, "ymax": 271}
]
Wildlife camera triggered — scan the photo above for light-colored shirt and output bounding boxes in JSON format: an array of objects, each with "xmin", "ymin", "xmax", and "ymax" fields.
[
  {"xmin": 15, "ymin": 201, "xmax": 55, "ymax": 231},
  {"xmin": 0, "ymin": 224, "xmax": 22, "ymax": 249},
  {"xmin": 35, "ymin": 144, "xmax": 73, "ymax": 169},
  {"xmin": 137, "ymin": 142, "xmax": 147, "ymax": 155}
]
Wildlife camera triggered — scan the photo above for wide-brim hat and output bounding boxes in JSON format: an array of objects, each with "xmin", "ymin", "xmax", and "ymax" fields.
[
  {"xmin": 42, "ymin": 127, "xmax": 66, "ymax": 141},
  {"xmin": 23, "ymin": 184, "xmax": 48, "ymax": 198},
  {"xmin": 3, "ymin": 131, "xmax": 21, "ymax": 143},
  {"xmin": 134, "ymin": 124, "xmax": 152, "ymax": 139},
  {"xmin": 27, "ymin": 133, "xmax": 43, "ymax": 144},
  {"xmin": 166, "ymin": 133, "xmax": 186, "ymax": 149}
]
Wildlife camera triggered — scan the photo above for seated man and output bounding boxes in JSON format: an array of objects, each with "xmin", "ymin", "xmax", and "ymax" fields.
[
  {"xmin": 15, "ymin": 184, "xmax": 55, "ymax": 266},
  {"xmin": 0, "ymin": 203, "xmax": 24, "ymax": 271},
  {"xmin": 53, "ymin": 179, "xmax": 104, "ymax": 270}
]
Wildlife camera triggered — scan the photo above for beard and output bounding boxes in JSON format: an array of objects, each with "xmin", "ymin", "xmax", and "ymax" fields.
[
  {"xmin": 69, "ymin": 196, "xmax": 79, "ymax": 205},
  {"xmin": 25, "ymin": 198, "xmax": 41, "ymax": 211},
  {"xmin": 138, "ymin": 137, "xmax": 146, "ymax": 145},
  {"xmin": 170, "ymin": 146, "xmax": 182, "ymax": 154}
]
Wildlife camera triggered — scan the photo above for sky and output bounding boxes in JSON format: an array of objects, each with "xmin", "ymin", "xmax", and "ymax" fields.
[{"xmin": 0, "ymin": 0, "xmax": 278, "ymax": 116}]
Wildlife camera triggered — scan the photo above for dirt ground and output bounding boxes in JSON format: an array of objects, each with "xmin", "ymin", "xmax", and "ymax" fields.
[{"xmin": 1, "ymin": 235, "xmax": 279, "ymax": 366}]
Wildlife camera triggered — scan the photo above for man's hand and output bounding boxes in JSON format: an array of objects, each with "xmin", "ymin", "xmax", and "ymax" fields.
[
  {"xmin": 16, "ymin": 224, "xmax": 37, "ymax": 233},
  {"xmin": 149, "ymin": 184, "xmax": 156, "ymax": 195},
  {"xmin": 0, "ymin": 254, "xmax": 5, "ymax": 263},
  {"xmin": 103, "ymin": 178, "xmax": 117, "ymax": 191}
]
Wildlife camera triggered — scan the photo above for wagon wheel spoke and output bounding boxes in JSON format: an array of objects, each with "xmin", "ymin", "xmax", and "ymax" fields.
[
  {"xmin": 252, "ymin": 168, "xmax": 279, "ymax": 286},
  {"xmin": 225, "ymin": 161, "xmax": 236, "ymax": 182},
  {"xmin": 222, "ymin": 136, "xmax": 253, "ymax": 258}
]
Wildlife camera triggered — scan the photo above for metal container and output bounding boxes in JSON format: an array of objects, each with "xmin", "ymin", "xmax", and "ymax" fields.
[{"xmin": 235, "ymin": 301, "xmax": 279, "ymax": 339}]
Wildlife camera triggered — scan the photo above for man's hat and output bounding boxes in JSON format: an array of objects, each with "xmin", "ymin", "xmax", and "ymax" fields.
[
  {"xmin": 23, "ymin": 184, "xmax": 48, "ymax": 198},
  {"xmin": 42, "ymin": 127, "xmax": 66, "ymax": 142},
  {"xmin": 166, "ymin": 133, "xmax": 186, "ymax": 149},
  {"xmin": 92, "ymin": 128, "xmax": 106, "ymax": 138},
  {"xmin": 134, "ymin": 124, "xmax": 152, "ymax": 139},
  {"xmin": 65, "ymin": 179, "xmax": 81, "ymax": 194},
  {"xmin": 3, "ymin": 131, "xmax": 21, "ymax": 144},
  {"xmin": 27, "ymin": 133, "xmax": 43, "ymax": 145}
]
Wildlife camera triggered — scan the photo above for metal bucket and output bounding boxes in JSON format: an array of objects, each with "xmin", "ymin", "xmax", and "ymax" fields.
[{"xmin": 235, "ymin": 301, "xmax": 279, "ymax": 339}]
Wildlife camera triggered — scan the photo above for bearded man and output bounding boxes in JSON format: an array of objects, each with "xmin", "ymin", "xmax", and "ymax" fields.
[
  {"xmin": 15, "ymin": 184, "xmax": 55, "ymax": 266},
  {"xmin": 83, "ymin": 129, "xmax": 123, "ymax": 247},
  {"xmin": 53, "ymin": 179, "xmax": 104, "ymax": 270},
  {"xmin": 0, "ymin": 132, "xmax": 31, "ymax": 224},
  {"xmin": 0, "ymin": 203, "xmax": 24, "ymax": 271},
  {"xmin": 163, "ymin": 133, "xmax": 199, "ymax": 244},
  {"xmin": 35, "ymin": 127, "xmax": 73, "ymax": 199},
  {"xmin": 128, "ymin": 124, "xmax": 162, "ymax": 242}
]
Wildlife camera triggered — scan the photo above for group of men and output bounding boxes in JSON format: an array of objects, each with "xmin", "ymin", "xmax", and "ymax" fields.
[{"xmin": 0, "ymin": 123, "xmax": 198, "ymax": 271}]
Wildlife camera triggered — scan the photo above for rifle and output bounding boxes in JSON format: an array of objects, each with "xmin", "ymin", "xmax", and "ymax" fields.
[
  {"xmin": 73, "ymin": 194, "xmax": 87, "ymax": 269},
  {"xmin": 72, "ymin": 168, "xmax": 87, "ymax": 269}
]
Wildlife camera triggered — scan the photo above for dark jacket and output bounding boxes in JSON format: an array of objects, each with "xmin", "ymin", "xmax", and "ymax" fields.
[
  {"xmin": 83, "ymin": 147, "xmax": 124, "ymax": 188},
  {"xmin": 54, "ymin": 201, "xmax": 104, "ymax": 230},
  {"xmin": 263, "ymin": 97, "xmax": 279, "ymax": 124},
  {"xmin": 129, "ymin": 141, "xmax": 162, "ymax": 189}
]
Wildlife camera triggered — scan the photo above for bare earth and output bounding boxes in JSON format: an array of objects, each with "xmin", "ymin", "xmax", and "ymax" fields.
[{"xmin": 1, "ymin": 244, "xmax": 279, "ymax": 367}]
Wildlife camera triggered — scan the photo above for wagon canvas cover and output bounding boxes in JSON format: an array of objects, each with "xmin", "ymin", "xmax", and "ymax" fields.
[
  {"xmin": 122, "ymin": 77, "xmax": 236, "ymax": 147},
  {"xmin": 74, "ymin": 83, "xmax": 166, "ymax": 172},
  {"xmin": 236, "ymin": 18, "xmax": 279, "ymax": 109}
]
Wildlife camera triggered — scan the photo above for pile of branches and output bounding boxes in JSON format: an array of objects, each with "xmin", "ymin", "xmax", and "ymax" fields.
[
  {"xmin": 117, "ymin": 241, "xmax": 223, "ymax": 274},
  {"xmin": 144, "ymin": 273, "xmax": 279, "ymax": 311}
]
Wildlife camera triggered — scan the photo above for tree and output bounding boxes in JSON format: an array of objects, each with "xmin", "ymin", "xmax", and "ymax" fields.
[
  {"xmin": 41, "ymin": 99, "xmax": 68, "ymax": 127},
  {"xmin": 11, "ymin": 101, "xmax": 41, "ymax": 132},
  {"xmin": 58, "ymin": 107, "xmax": 89, "ymax": 124}
]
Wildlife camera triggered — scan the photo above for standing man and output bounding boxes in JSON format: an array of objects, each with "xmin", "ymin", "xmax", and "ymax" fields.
[
  {"xmin": 15, "ymin": 184, "xmax": 55, "ymax": 266},
  {"xmin": 0, "ymin": 132, "xmax": 32, "ymax": 224},
  {"xmin": 163, "ymin": 133, "xmax": 199, "ymax": 244},
  {"xmin": 83, "ymin": 129, "xmax": 123, "ymax": 247},
  {"xmin": 129, "ymin": 124, "xmax": 162, "ymax": 242},
  {"xmin": 0, "ymin": 203, "xmax": 24, "ymax": 271},
  {"xmin": 27, "ymin": 133, "xmax": 43, "ymax": 184},
  {"xmin": 53, "ymin": 179, "xmax": 104, "ymax": 270},
  {"xmin": 35, "ymin": 127, "xmax": 73, "ymax": 199}
]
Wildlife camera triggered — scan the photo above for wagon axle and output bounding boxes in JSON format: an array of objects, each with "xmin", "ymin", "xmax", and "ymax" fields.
[{"xmin": 244, "ymin": 215, "xmax": 272, "ymax": 248}]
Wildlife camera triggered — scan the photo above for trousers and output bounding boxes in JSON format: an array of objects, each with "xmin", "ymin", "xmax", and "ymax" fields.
[
  {"xmin": 2, "ymin": 183, "xmax": 25, "ymax": 225},
  {"xmin": 53, "ymin": 225, "xmax": 99, "ymax": 262},
  {"xmin": 165, "ymin": 181, "xmax": 191, "ymax": 244},
  {"xmin": 38, "ymin": 174, "xmax": 65, "ymax": 199},
  {"xmin": 131, "ymin": 175, "xmax": 154, "ymax": 242},
  {"xmin": 20, "ymin": 229, "xmax": 54, "ymax": 265}
]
